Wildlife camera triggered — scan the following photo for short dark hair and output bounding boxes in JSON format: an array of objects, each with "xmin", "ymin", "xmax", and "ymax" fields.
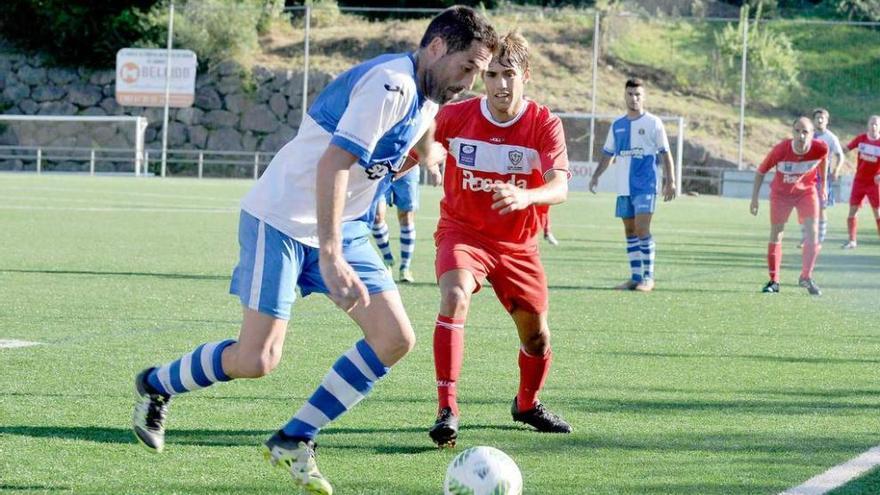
[
  {"xmin": 419, "ymin": 6, "xmax": 498, "ymax": 55},
  {"xmin": 812, "ymin": 107, "xmax": 829, "ymax": 118},
  {"xmin": 625, "ymin": 78, "xmax": 644, "ymax": 89}
]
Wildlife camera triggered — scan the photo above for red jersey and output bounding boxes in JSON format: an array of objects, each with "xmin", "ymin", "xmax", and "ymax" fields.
[
  {"xmin": 434, "ymin": 97, "xmax": 569, "ymax": 250},
  {"xmin": 758, "ymin": 139, "xmax": 828, "ymax": 196},
  {"xmin": 846, "ymin": 134, "xmax": 880, "ymax": 185}
]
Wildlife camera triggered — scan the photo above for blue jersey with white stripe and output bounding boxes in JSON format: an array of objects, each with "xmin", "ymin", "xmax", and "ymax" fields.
[
  {"xmin": 241, "ymin": 52, "xmax": 438, "ymax": 246},
  {"xmin": 602, "ymin": 112, "xmax": 670, "ymax": 196}
]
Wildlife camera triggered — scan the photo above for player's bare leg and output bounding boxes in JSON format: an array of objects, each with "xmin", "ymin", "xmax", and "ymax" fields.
[
  {"xmin": 509, "ymin": 309, "xmax": 571, "ymax": 433},
  {"xmin": 633, "ymin": 213, "xmax": 655, "ymax": 292},
  {"xmin": 430, "ymin": 269, "xmax": 477, "ymax": 447},
  {"xmin": 134, "ymin": 307, "xmax": 287, "ymax": 453},
  {"xmin": 843, "ymin": 204, "xmax": 859, "ymax": 249},
  {"xmin": 616, "ymin": 218, "xmax": 640, "ymax": 290},
  {"xmin": 265, "ymin": 292, "xmax": 414, "ymax": 495}
]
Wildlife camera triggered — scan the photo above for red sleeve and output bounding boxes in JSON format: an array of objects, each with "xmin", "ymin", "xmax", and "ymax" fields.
[
  {"xmin": 758, "ymin": 143, "xmax": 783, "ymax": 174},
  {"xmin": 537, "ymin": 112, "xmax": 569, "ymax": 175},
  {"xmin": 846, "ymin": 134, "xmax": 863, "ymax": 152},
  {"xmin": 434, "ymin": 106, "xmax": 451, "ymax": 152}
]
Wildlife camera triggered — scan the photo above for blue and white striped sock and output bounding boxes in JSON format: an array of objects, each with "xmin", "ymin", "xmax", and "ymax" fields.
[
  {"xmin": 371, "ymin": 222, "xmax": 394, "ymax": 264},
  {"xmin": 400, "ymin": 224, "xmax": 415, "ymax": 270},
  {"xmin": 282, "ymin": 339, "xmax": 389, "ymax": 441},
  {"xmin": 146, "ymin": 339, "xmax": 235, "ymax": 396},
  {"xmin": 626, "ymin": 236, "xmax": 642, "ymax": 282},
  {"xmin": 640, "ymin": 235, "xmax": 656, "ymax": 280},
  {"xmin": 818, "ymin": 219, "xmax": 828, "ymax": 244}
]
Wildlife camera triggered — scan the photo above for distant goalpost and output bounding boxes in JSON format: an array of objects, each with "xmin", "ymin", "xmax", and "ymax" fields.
[
  {"xmin": 0, "ymin": 115, "xmax": 149, "ymax": 176},
  {"xmin": 556, "ymin": 112, "xmax": 685, "ymax": 195}
]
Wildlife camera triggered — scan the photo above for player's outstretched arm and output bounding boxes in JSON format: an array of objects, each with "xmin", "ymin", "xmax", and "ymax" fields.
[
  {"xmin": 589, "ymin": 155, "xmax": 613, "ymax": 193},
  {"xmin": 660, "ymin": 150, "xmax": 677, "ymax": 201},
  {"xmin": 749, "ymin": 172, "xmax": 765, "ymax": 216},
  {"xmin": 316, "ymin": 144, "xmax": 370, "ymax": 312},
  {"xmin": 491, "ymin": 169, "xmax": 568, "ymax": 215}
]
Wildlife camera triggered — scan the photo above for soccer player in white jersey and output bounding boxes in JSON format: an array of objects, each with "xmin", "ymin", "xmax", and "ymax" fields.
[
  {"xmin": 131, "ymin": 7, "xmax": 496, "ymax": 494},
  {"xmin": 589, "ymin": 78, "xmax": 677, "ymax": 292},
  {"xmin": 798, "ymin": 108, "xmax": 845, "ymax": 247},
  {"xmin": 371, "ymin": 142, "xmax": 443, "ymax": 283}
]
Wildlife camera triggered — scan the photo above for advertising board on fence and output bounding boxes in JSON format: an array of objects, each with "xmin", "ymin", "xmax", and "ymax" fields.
[{"xmin": 115, "ymin": 48, "xmax": 197, "ymax": 108}]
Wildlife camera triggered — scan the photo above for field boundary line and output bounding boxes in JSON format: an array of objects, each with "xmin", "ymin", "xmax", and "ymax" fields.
[
  {"xmin": 0, "ymin": 339, "xmax": 42, "ymax": 349},
  {"xmin": 781, "ymin": 445, "xmax": 880, "ymax": 495}
]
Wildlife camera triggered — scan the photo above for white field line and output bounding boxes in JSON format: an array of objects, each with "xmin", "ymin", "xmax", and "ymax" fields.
[
  {"xmin": 0, "ymin": 204, "xmax": 236, "ymax": 214},
  {"xmin": 0, "ymin": 339, "xmax": 42, "ymax": 349},
  {"xmin": 0, "ymin": 185, "xmax": 241, "ymax": 203},
  {"xmin": 780, "ymin": 445, "xmax": 880, "ymax": 495}
]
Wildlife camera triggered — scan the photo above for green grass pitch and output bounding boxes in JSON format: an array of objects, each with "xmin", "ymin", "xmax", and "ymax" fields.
[{"xmin": 1, "ymin": 174, "xmax": 879, "ymax": 494}]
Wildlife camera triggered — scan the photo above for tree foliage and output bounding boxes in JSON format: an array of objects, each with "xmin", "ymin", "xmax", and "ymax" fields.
[
  {"xmin": 709, "ymin": 3, "xmax": 800, "ymax": 105},
  {"xmin": 0, "ymin": 0, "xmax": 160, "ymax": 67}
]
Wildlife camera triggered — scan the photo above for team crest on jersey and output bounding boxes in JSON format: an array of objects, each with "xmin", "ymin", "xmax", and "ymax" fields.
[
  {"xmin": 509, "ymin": 150, "xmax": 523, "ymax": 166},
  {"xmin": 459, "ymin": 144, "xmax": 477, "ymax": 166}
]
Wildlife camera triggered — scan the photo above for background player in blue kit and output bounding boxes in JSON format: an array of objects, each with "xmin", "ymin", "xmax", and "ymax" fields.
[
  {"xmin": 131, "ymin": 7, "xmax": 496, "ymax": 494},
  {"xmin": 589, "ymin": 78, "xmax": 677, "ymax": 292}
]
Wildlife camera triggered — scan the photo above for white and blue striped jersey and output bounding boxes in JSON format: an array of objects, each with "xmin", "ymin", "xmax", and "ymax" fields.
[
  {"xmin": 601, "ymin": 112, "xmax": 671, "ymax": 196},
  {"xmin": 240, "ymin": 53, "xmax": 438, "ymax": 246}
]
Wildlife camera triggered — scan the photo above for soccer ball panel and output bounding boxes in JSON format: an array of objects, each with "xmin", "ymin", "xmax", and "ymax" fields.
[{"xmin": 444, "ymin": 446, "xmax": 523, "ymax": 495}]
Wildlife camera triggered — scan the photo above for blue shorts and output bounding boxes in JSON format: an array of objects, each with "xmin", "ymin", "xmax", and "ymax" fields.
[
  {"xmin": 385, "ymin": 166, "xmax": 420, "ymax": 211},
  {"xmin": 229, "ymin": 211, "xmax": 396, "ymax": 320},
  {"xmin": 615, "ymin": 194, "xmax": 657, "ymax": 219}
]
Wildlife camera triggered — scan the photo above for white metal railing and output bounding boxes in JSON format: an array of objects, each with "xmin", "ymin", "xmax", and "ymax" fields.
[{"xmin": 0, "ymin": 145, "xmax": 273, "ymax": 179}]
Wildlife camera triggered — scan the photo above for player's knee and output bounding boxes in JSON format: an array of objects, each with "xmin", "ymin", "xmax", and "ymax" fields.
[
  {"xmin": 233, "ymin": 351, "xmax": 282, "ymax": 378},
  {"xmin": 373, "ymin": 327, "xmax": 415, "ymax": 366},
  {"xmin": 523, "ymin": 330, "xmax": 550, "ymax": 356},
  {"xmin": 441, "ymin": 285, "xmax": 471, "ymax": 314}
]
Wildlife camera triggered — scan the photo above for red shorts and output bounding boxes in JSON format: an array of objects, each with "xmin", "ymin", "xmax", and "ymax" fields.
[
  {"xmin": 850, "ymin": 181, "xmax": 880, "ymax": 208},
  {"xmin": 434, "ymin": 228, "xmax": 548, "ymax": 314},
  {"xmin": 769, "ymin": 190, "xmax": 818, "ymax": 225}
]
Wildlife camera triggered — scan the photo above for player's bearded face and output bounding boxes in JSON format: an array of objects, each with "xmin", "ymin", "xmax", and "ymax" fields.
[{"xmin": 424, "ymin": 42, "xmax": 491, "ymax": 104}]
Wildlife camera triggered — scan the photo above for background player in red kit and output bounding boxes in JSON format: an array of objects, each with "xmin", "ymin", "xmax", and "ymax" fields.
[
  {"xmin": 750, "ymin": 117, "xmax": 828, "ymax": 296},
  {"xmin": 426, "ymin": 30, "xmax": 572, "ymax": 448},
  {"xmin": 841, "ymin": 115, "xmax": 880, "ymax": 249}
]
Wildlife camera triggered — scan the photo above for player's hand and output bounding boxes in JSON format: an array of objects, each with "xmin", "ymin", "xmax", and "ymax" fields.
[
  {"xmin": 663, "ymin": 181, "xmax": 677, "ymax": 201},
  {"xmin": 319, "ymin": 253, "xmax": 370, "ymax": 312},
  {"xmin": 588, "ymin": 176, "xmax": 599, "ymax": 194},
  {"xmin": 749, "ymin": 198, "xmax": 759, "ymax": 216},
  {"xmin": 427, "ymin": 165, "xmax": 443, "ymax": 187},
  {"xmin": 491, "ymin": 183, "xmax": 531, "ymax": 215},
  {"xmin": 875, "ymin": 174, "xmax": 880, "ymax": 185}
]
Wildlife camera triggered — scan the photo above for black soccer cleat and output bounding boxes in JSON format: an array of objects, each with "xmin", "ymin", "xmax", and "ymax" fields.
[
  {"xmin": 428, "ymin": 407, "xmax": 459, "ymax": 448},
  {"xmin": 511, "ymin": 398, "xmax": 572, "ymax": 433},
  {"xmin": 132, "ymin": 367, "xmax": 171, "ymax": 452},
  {"xmin": 761, "ymin": 280, "xmax": 779, "ymax": 293},
  {"xmin": 799, "ymin": 277, "xmax": 822, "ymax": 296}
]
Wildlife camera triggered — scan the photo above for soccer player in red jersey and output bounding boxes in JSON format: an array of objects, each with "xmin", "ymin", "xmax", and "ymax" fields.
[
  {"xmin": 427, "ymin": 30, "xmax": 572, "ymax": 447},
  {"xmin": 841, "ymin": 115, "xmax": 880, "ymax": 249},
  {"xmin": 750, "ymin": 117, "xmax": 828, "ymax": 295}
]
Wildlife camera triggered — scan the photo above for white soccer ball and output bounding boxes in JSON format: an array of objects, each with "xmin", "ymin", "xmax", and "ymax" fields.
[{"xmin": 444, "ymin": 446, "xmax": 523, "ymax": 495}]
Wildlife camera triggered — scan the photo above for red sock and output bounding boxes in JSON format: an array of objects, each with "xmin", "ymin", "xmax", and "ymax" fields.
[
  {"xmin": 517, "ymin": 348, "xmax": 552, "ymax": 412},
  {"xmin": 848, "ymin": 217, "xmax": 858, "ymax": 242},
  {"xmin": 433, "ymin": 315, "xmax": 465, "ymax": 415},
  {"xmin": 801, "ymin": 241, "xmax": 820, "ymax": 279},
  {"xmin": 767, "ymin": 242, "xmax": 782, "ymax": 282}
]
